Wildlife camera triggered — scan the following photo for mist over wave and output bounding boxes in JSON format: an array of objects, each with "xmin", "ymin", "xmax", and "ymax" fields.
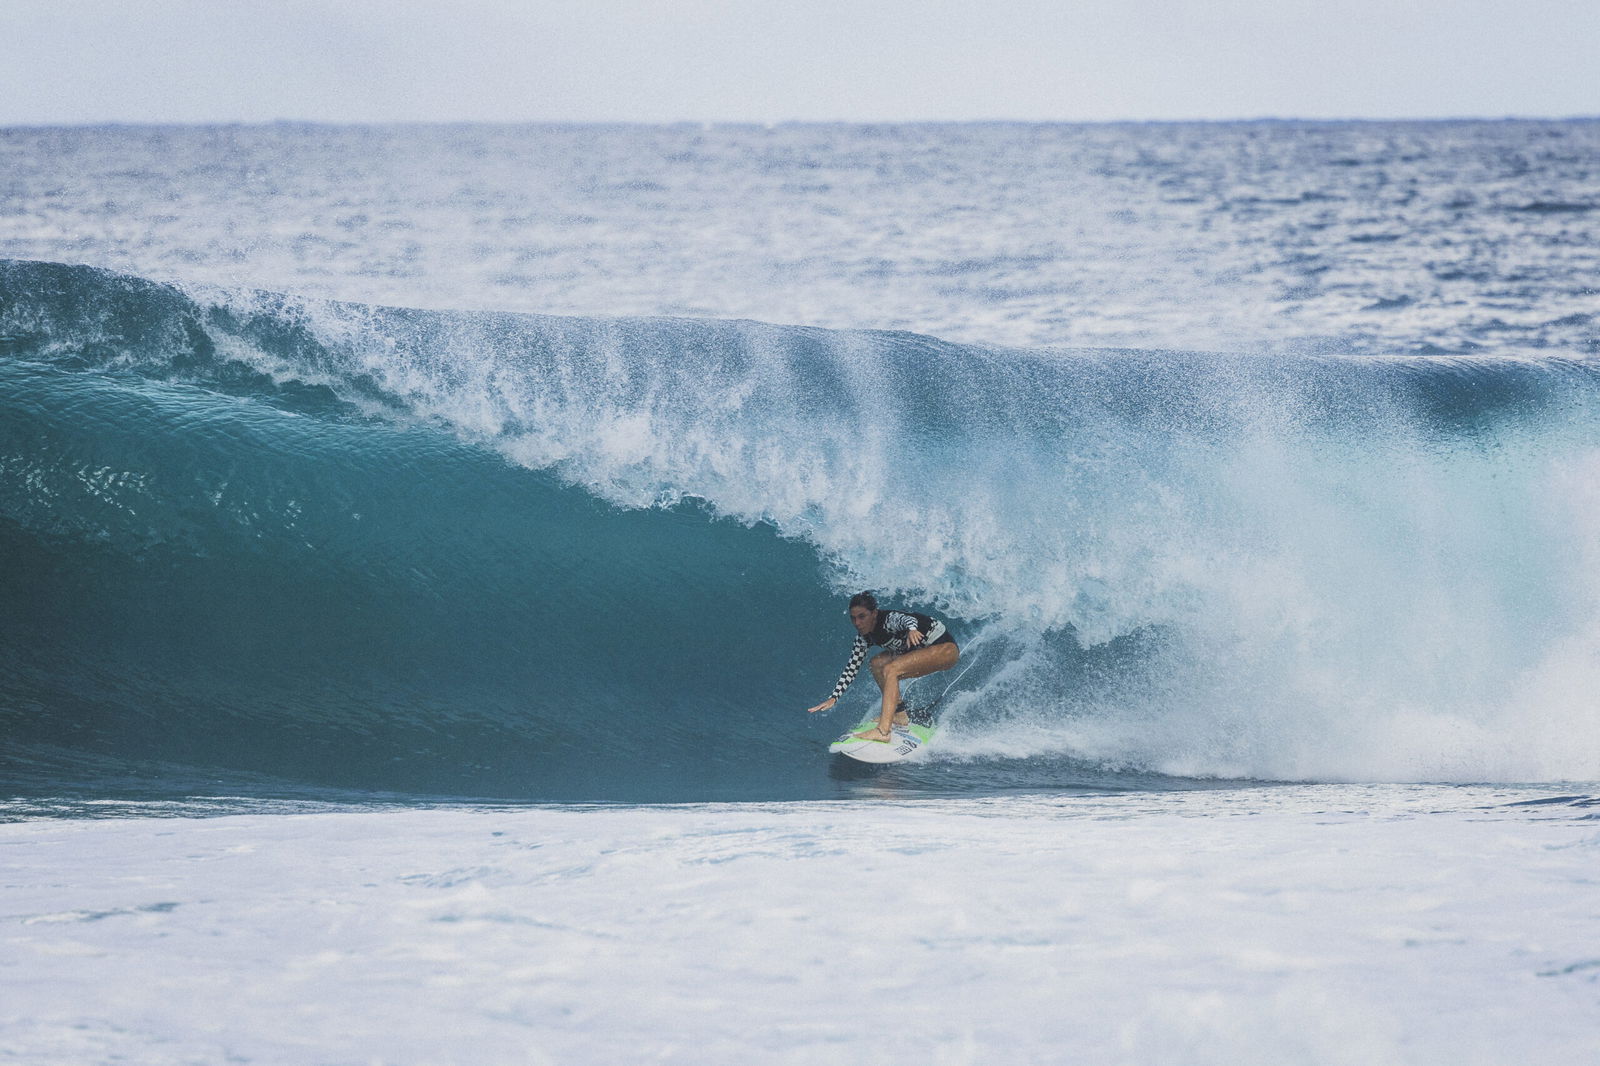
[{"xmin": 3, "ymin": 259, "xmax": 1599, "ymax": 798}]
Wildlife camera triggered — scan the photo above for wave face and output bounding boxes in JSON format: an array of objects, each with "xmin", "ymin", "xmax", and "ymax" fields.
[{"xmin": 4, "ymin": 259, "xmax": 1600, "ymax": 800}]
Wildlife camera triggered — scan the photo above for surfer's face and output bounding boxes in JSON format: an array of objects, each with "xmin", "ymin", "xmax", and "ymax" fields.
[{"xmin": 849, "ymin": 607, "xmax": 876, "ymax": 635}]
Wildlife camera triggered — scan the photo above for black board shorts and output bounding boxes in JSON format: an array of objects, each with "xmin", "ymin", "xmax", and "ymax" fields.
[{"xmin": 887, "ymin": 629, "xmax": 955, "ymax": 654}]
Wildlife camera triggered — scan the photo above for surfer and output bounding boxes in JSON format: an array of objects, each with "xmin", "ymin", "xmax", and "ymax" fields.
[{"xmin": 806, "ymin": 592, "xmax": 960, "ymax": 743}]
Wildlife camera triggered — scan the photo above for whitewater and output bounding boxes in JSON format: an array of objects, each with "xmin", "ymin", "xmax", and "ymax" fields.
[{"xmin": 3, "ymin": 121, "xmax": 1599, "ymax": 1063}]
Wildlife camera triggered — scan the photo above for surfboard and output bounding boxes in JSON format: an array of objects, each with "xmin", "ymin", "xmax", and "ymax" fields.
[{"xmin": 828, "ymin": 718, "xmax": 936, "ymax": 763}]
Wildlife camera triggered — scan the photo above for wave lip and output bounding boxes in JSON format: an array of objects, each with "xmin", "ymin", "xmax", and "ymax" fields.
[{"xmin": 5, "ymin": 259, "xmax": 1600, "ymax": 796}]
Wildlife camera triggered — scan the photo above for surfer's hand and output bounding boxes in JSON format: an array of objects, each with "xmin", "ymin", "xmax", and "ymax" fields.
[
  {"xmin": 807, "ymin": 697, "xmax": 837, "ymax": 714},
  {"xmin": 906, "ymin": 629, "xmax": 924, "ymax": 647}
]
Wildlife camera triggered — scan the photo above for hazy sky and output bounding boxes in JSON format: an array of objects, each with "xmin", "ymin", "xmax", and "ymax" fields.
[{"xmin": 6, "ymin": 0, "xmax": 1597, "ymax": 124}]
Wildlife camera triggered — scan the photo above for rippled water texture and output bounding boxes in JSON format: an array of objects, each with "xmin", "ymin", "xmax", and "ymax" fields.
[{"xmin": 3, "ymin": 120, "xmax": 1596, "ymax": 356}]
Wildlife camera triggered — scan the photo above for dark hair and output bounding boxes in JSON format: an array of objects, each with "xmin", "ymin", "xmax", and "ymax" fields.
[{"xmin": 848, "ymin": 592, "xmax": 877, "ymax": 612}]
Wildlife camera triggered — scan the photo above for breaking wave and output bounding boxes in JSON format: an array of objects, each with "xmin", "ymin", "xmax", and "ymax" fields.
[{"xmin": 4, "ymin": 259, "xmax": 1599, "ymax": 801}]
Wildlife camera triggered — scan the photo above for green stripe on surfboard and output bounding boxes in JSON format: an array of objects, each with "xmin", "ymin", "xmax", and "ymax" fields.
[{"xmin": 842, "ymin": 719, "xmax": 936, "ymax": 743}]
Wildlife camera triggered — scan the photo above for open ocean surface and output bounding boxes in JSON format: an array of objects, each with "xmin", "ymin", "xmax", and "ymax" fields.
[{"xmin": 2, "ymin": 121, "xmax": 1599, "ymax": 1063}]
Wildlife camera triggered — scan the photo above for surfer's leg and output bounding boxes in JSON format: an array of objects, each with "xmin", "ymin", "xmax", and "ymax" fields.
[
  {"xmin": 854, "ymin": 644, "xmax": 959, "ymax": 740},
  {"xmin": 888, "ymin": 641, "xmax": 960, "ymax": 682},
  {"xmin": 868, "ymin": 653, "xmax": 911, "ymax": 727},
  {"xmin": 853, "ymin": 653, "xmax": 900, "ymax": 740}
]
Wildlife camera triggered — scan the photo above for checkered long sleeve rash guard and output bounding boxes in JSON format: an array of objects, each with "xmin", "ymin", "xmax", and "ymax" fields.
[
  {"xmin": 829, "ymin": 637, "xmax": 871, "ymax": 702},
  {"xmin": 828, "ymin": 610, "xmax": 931, "ymax": 701}
]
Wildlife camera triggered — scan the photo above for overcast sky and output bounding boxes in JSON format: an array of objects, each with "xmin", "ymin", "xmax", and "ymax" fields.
[{"xmin": 5, "ymin": 0, "xmax": 1597, "ymax": 125}]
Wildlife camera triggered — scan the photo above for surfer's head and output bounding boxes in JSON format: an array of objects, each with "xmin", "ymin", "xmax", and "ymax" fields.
[{"xmin": 847, "ymin": 592, "xmax": 878, "ymax": 634}]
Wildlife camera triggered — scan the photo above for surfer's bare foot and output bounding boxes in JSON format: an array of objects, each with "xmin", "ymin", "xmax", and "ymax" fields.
[
  {"xmin": 893, "ymin": 702, "xmax": 910, "ymax": 727},
  {"xmin": 853, "ymin": 725, "xmax": 892, "ymax": 742}
]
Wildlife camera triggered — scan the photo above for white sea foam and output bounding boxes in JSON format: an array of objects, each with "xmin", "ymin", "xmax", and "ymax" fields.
[
  {"xmin": 5, "ymin": 121, "xmax": 1600, "ymax": 1066},
  {"xmin": 2, "ymin": 789, "xmax": 1596, "ymax": 1064}
]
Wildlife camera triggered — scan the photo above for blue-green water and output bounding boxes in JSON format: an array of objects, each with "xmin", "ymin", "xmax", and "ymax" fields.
[
  {"xmin": 4, "ymin": 255, "xmax": 1598, "ymax": 801},
  {"xmin": 3, "ymin": 122, "xmax": 1599, "ymax": 803}
]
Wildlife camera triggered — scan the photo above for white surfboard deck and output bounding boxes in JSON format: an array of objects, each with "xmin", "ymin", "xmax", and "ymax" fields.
[{"xmin": 828, "ymin": 719, "xmax": 936, "ymax": 764}]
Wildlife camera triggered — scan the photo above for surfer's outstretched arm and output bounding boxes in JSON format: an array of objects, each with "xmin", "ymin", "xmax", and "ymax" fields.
[{"xmin": 809, "ymin": 636, "xmax": 867, "ymax": 715}]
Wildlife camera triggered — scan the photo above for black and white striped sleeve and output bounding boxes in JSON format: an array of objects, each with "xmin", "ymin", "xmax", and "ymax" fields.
[
  {"xmin": 884, "ymin": 610, "xmax": 921, "ymax": 637},
  {"xmin": 829, "ymin": 636, "xmax": 869, "ymax": 700}
]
